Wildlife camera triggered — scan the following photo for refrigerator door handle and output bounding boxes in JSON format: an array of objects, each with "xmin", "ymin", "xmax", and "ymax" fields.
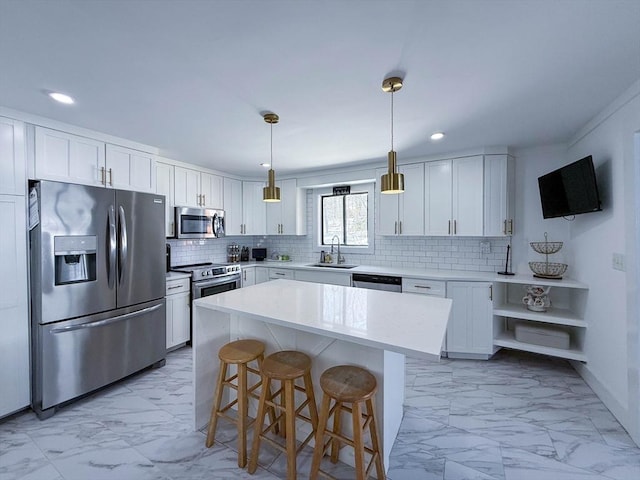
[
  {"xmin": 108, "ymin": 205, "xmax": 117, "ymax": 288},
  {"xmin": 118, "ymin": 205, "xmax": 128, "ymax": 284},
  {"xmin": 50, "ymin": 304, "xmax": 163, "ymax": 333}
]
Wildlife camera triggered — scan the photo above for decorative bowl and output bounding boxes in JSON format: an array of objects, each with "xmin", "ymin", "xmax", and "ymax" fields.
[
  {"xmin": 528, "ymin": 261, "xmax": 567, "ymax": 279},
  {"xmin": 530, "ymin": 241, "xmax": 563, "ymax": 255}
]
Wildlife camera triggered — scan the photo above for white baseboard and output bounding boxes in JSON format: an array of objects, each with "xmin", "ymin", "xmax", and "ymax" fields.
[{"xmin": 570, "ymin": 361, "xmax": 638, "ymax": 446}]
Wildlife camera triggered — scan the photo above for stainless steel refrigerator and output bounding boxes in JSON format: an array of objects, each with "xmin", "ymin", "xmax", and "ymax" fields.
[{"xmin": 29, "ymin": 180, "xmax": 166, "ymax": 418}]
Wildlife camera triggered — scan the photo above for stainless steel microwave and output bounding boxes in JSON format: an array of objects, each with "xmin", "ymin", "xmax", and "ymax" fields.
[{"xmin": 175, "ymin": 206, "xmax": 225, "ymax": 239}]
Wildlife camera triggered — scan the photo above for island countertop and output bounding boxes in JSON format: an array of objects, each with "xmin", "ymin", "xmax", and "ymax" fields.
[{"xmin": 194, "ymin": 278, "xmax": 452, "ymax": 361}]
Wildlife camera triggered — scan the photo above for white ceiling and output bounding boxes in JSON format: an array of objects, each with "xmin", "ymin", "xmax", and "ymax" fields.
[{"xmin": 1, "ymin": 0, "xmax": 639, "ymax": 177}]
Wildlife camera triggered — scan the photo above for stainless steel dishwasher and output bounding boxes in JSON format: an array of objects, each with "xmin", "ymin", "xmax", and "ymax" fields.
[{"xmin": 351, "ymin": 273, "xmax": 402, "ymax": 292}]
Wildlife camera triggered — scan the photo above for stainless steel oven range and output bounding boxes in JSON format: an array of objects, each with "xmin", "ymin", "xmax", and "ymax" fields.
[{"xmin": 171, "ymin": 262, "xmax": 241, "ymax": 336}]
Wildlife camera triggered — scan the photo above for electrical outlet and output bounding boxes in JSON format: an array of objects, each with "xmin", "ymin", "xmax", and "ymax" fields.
[
  {"xmin": 480, "ymin": 241, "xmax": 491, "ymax": 254},
  {"xmin": 612, "ymin": 253, "xmax": 625, "ymax": 271}
]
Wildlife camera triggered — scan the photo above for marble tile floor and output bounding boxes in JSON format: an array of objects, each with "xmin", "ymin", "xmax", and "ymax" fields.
[{"xmin": 1, "ymin": 347, "xmax": 639, "ymax": 480}]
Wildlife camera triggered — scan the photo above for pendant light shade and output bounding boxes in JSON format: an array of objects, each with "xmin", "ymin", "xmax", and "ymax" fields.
[
  {"xmin": 380, "ymin": 76, "xmax": 404, "ymax": 194},
  {"xmin": 262, "ymin": 113, "xmax": 281, "ymax": 202}
]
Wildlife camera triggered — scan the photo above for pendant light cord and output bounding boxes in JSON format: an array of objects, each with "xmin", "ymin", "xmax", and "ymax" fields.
[
  {"xmin": 270, "ymin": 122, "xmax": 274, "ymax": 169},
  {"xmin": 390, "ymin": 90, "xmax": 394, "ymax": 151}
]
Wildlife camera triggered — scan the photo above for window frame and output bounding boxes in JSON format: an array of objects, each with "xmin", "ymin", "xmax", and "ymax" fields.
[{"xmin": 312, "ymin": 183, "xmax": 375, "ymax": 255}]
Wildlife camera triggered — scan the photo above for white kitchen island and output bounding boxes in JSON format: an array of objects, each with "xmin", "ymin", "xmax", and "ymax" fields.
[{"xmin": 193, "ymin": 279, "xmax": 452, "ymax": 470}]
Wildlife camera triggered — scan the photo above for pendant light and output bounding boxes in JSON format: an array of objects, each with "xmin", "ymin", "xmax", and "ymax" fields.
[
  {"xmin": 380, "ymin": 76, "xmax": 404, "ymax": 194},
  {"xmin": 262, "ymin": 112, "xmax": 281, "ymax": 202}
]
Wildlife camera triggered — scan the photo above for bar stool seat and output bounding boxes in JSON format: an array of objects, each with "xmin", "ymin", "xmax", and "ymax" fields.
[
  {"xmin": 310, "ymin": 365, "xmax": 385, "ymax": 480},
  {"xmin": 205, "ymin": 339, "xmax": 268, "ymax": 468},
  {"xmin": 248, "ymin": 350, "xmax": 318, "ymax": 480}
]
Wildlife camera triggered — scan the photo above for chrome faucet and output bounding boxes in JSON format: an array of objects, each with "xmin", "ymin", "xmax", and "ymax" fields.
[{"xmin": 330, "ymin": 235, "xmax": 345, "ymax": 264}]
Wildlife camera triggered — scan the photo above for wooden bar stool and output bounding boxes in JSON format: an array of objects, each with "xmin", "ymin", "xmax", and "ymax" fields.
[
  {"xmin": 205, "ymin": 339, "xmax": 270, "ymax": 468},
  {"xmin": 309, "ymin": 365, "xmax": 385, "ymax": 480},
  {"xmin": 248, "ymin": 350, "xmax": 319, "ymax": 480}
]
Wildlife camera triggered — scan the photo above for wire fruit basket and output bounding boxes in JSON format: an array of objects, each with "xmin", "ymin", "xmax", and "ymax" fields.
[{"xmin": 528, "ymin": 232, "xmax": 567, "ymax": 279}]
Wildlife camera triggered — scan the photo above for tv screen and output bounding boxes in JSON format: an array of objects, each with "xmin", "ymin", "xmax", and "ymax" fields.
[{"xmin": 538, "ymin": 155, "xmax": 602, "ymax": 219}]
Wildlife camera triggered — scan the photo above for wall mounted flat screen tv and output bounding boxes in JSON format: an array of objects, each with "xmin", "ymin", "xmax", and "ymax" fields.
[{"xmin": 538, "ymin": 155, "xmax": 602, "ymax": 219}]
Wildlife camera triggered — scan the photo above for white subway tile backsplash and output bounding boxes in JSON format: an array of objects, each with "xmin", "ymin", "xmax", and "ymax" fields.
[{"xmin": 167, "ymin": 190, "xmax": 510, "ymax": 272}]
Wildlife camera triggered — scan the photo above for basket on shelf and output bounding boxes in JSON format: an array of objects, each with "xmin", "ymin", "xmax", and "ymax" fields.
[
  {"xmin": 528, "ymin": 232, "xmax": 567, "ymax": 279},
  {"xmin": 528, "ymin": 261, "xmax": 567, "ymax": 279}
]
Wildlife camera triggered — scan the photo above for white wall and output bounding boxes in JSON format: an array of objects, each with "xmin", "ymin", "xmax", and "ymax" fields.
[
  {"xmin": 566, "ymin": 81, "xmax": 640, "ymax": 444},
  {"xmin": 510, "ymin": 144, "xmax": 570, "ymax": 273}
]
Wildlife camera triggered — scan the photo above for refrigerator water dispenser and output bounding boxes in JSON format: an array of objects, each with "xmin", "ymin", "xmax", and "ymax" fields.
[{"xmin": 54, "ymin": 235, "xmax": 97, "ymax": 285}]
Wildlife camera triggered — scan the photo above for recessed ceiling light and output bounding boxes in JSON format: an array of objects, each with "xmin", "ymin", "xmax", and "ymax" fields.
[
  {"xmin": 430, "ymin": 132, "xmax": 445, "ymax": 141},
  {"xmin": 48, "ymin": 92, "xmax": 75, "ymax": 104},
  {"xmin": 260, "ymin": 162, "xmax": 270, "ymax": 168}
]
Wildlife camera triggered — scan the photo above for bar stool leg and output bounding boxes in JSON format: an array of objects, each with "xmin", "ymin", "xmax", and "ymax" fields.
[
  {"xmin": 351, "ymin": 400, "xmax": 366, "ymax": 480},
  {"xmin": 367, "ymin": 397, "xmax": 385, "ymax": 479},
  {"xmin": 248, "ymin": 375, "xmax": 270, "ymax": 474},
  {"xmin": 303, "ymin": 371, "xmax": 319, "ymax": 429},
  {"xmin": 284, "ymin": 379, "xmax": 297, "ymax": 480},
  {"xmin": 309, "ymin": 394, "xmax": 332, "ymax": 480},
  {"xmin": 237, "ymin": 362, "xmax": 248, "ymax": 468},
  {"xmin": 330, "ymin": 400, "xmax": 342, "ymax": 463},
  {"xmin": 205, "ymin": 360, "xmax": 228, "ymax": 448}
]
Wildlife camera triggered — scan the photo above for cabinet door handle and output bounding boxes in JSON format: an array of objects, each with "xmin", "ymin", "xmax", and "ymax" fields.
[
  {"xmin": 509, "ymin": 219, "xmax": 514, "ymax": 235},
  {"xmin": 167, "ymin": 285, "xmax": 182, "ymax": 290},
  {"xmin": 100, "ymin": 166, "xmax": 106, "ymax": 185},
  {"xmin": 399, "ymin": 221, "xmax": 402, "ymax": 235},
  {"xmin": 394, "ymin": 221, "xmax": 398, "ymax": 234},
  {"xmin": 202, "ymin": 194, "xmax": 206, "ymax": 206},
  {"xmin": 503, "ymin": 220, "xmax": 507, "ymax": 235},
  {"xmin": 274, "ymin": 272, "xmax": 285, "ymax": 276},
  {"xmin": 448, "ymin": 220, "xmax": 451, "ymax": 235},
  {"xmin": 489, "ymin": 285, "xmax": 493, "ymax": 301},
  {"xmin": 415, "ymin": 285, "xmax": 431, "ymax": 289},
  {"xmin": 454, "ymin": 219, "xmax": 457, "ymax": 235},
  {"xmin": 243, "ymin": 271, "xmax": 246, "ymax": 281},
  {"xmin": 108, "ymin": 168, "xmax": 113, "ymax": 186}
]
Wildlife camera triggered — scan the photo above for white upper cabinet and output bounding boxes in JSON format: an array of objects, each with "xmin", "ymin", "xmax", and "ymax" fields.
[
  {"xmin": 266, "ymin": 179, "xmax": 306, "ymax": 235},
  {"xmin": 35, "ymin": 127, "xmax": 105, "ymax": 187},
  {"xmin": 174, "ymin": 166, "xmax": 223, "ymax": 209},
  {"xmin": 484, "ymin": 154, "xmax": 515, "ymax": 236},
  {"xmin": 223, "ymin": 179, "xmax": 266, "ymax": 236},
  {"xmin": 425, "ymin": 156, "xmax": 483, "ymax": 236},
  {"xmin": 452, "ymin": 156, "xmax": 484, "ymax": 236},
  {"xmin": 105, "ymin": 144, "xmax": 156, "ymax": 192},
  {"xmin": 424, "ymin": 160, "xmax": 453, "ymax": 235},
  {"xmin": 242, "ymin": 180, "xmax": 266, "ymax": 235},
  {"xmin": 223, "ymin": 177, "xmax": 243, "ymax": 235},
  {"xmin": 200, "ymin": 172, "xmax": 224, "ymax": 209},
  {"xmin": 377, "ymin": 163, "xmax": 425, "ymax": 235},
  {"xmin": 0, "ymin": 117, "xmax": 26, "ymax": 195},
  {"xmin": 155, "ymin": 161, "xmax": 175, "ymax": 237},
  {"xmin": 174, "ymin": 166, "xmax": 201, "ymax": 207},
  {"xmin": 34, "ymin": 127, "xmax": 155, "ymax": 192}
]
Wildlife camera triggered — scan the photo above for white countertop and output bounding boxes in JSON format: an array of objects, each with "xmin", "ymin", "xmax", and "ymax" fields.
[
  {"xmin": 166, "ymin": 271, "xmax": 191, "ymax": 280},
  {"xmin": 194, "ymin": 279, "xmax": 453, "ymax": 360},
  {"xmin": 239, "ymin": 262, "xmax": 588, "ymax": 289}
]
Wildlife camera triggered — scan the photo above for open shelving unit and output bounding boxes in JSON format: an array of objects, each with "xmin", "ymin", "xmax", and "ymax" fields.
[{"xmin": 492, "ymin": 274, "xmax": 589, "ymax": 362}]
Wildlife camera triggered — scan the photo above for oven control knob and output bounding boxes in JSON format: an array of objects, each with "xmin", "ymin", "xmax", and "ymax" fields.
[{"xmin": 201, "ymin": 271, "xmax": 207, "ymax": 277}]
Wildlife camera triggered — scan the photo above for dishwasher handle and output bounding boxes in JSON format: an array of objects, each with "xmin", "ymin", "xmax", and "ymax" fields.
[{"xmin": 352, "ymin": 273, "xmax": 402, "ymax": 287}]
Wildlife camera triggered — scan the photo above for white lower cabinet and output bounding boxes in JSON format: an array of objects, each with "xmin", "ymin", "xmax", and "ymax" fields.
[
  {"xmin": 446, "ymin": 281, "xmax": 495, "ymax": 358},
  {"xmin": 166, "ymin": 277, "xmax": 190, "ymax": 350},
  {"xmin": 268, "ymin": 268, "xmax": 295, "ymax": 281},
  {"xmin": 0, "ymin": 194, "xmax": 30, "ymax": 417},
  {"xmin": 294, "ymin": 269, "xmax": 352, "ymax": 286},
  {"xmin": 255, "ymin": 266, "xmax": 269, "ymax": 284},
  {"xmin": 242, "ymin": 266, "xmax": 256, "ymax": 287}
]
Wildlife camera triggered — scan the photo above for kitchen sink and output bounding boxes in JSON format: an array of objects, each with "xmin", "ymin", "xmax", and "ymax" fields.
[{"xmin": 306, "ymin": 263, "xmax": 358, "ymax": 269}]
